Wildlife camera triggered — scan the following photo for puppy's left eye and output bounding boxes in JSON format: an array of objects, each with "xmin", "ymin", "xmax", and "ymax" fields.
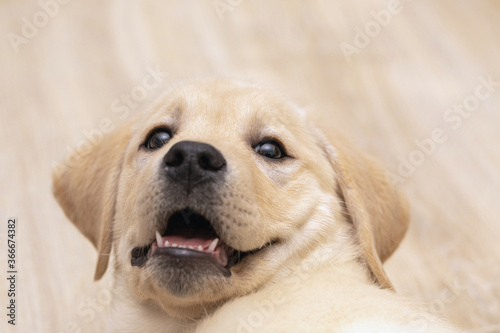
[
  {"xmin": 254, "ymin": 141, "xmax": 286, "ymax": 159},
  {"xmin": 145, "ymin": 129, "xmax": 172, "ymax": 149}
]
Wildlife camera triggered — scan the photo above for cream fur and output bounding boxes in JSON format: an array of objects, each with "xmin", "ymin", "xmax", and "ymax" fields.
[{"xmin": 52, "ymin": 78, "xmax": 460, "ymax": 332}]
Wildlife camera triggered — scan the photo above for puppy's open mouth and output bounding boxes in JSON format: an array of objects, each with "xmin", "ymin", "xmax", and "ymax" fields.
[{"xmin": 130, "ymin": 208, "xmax": 265, "ymax": 275}]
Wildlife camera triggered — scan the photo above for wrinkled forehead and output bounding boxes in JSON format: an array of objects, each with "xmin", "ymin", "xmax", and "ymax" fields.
[{"xmin": 145, "ymin": 80, "xmax": 307, "ymax": 139}]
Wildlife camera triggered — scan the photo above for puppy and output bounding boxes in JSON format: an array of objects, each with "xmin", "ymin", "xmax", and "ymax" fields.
[{"xmin": 53, "ymin": 78, "xmax": 459, "ymax": 332}]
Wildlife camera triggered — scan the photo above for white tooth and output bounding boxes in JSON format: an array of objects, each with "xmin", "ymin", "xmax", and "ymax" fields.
[
  {"xmin": 164, "ymin": 240, "xmax": 170, "ymax": 247},
  {"xmin": 207, "ymin": 238, "xmax": 219, "ymax": 252},
  {"xmin": 156, "ymin": 231, "xmax": 163, "ymax": 247},
  {"xmin": 197, "ymin": 245, "xmax": 203, "ymax": 251},
  {"xmin": 180, "ymin": 245, "xmax": 186, "ymax": 248},
  {"xmin": 172, "ymin": 243, "xmax": 178, "ymax": 247},
  {"xmin": 188, "ymin": 246, "xmax": 194, "ymax": 249}
]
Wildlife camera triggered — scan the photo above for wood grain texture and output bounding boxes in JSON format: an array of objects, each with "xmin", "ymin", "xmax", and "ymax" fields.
[{"xmin": 1, "ymin": 1, "xmax": 499, "ymax": 332}]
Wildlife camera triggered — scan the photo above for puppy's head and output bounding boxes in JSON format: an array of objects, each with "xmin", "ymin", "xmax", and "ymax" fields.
[{"xmin": 53, "ymin": 79, "xmax": 408, "ymax": 319}]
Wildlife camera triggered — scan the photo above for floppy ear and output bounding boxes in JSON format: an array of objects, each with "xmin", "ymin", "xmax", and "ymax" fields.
[
  {"xmin": 313, "ymin": 128, "xmax": 409, "ymax": 290},
  {"xmin": 52, "ymin": 127, "xmax": 130, "ymax": 281}
]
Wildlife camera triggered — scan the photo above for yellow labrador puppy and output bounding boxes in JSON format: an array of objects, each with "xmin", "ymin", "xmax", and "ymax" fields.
[{"xmin": 53, "ymin": 79, "xmax": 459, "ymax": 332}]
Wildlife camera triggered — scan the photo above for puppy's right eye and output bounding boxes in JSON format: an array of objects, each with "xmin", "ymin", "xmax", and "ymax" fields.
[
  {"xmin": 254, "ymin": 140, "xmax": 286, "ymax": 159},
  {"xmin": 145, "ymin": 129, "xmax": 172, "ymax": 149}
]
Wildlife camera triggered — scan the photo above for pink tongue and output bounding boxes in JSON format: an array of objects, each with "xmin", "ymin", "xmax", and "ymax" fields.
[{"xmin": 161, "ymin": 235, "xmax": 214, "ymax": 248}]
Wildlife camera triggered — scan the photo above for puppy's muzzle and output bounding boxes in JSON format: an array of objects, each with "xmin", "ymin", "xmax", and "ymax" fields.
[{"xmin": 164, "ymin": 141, "xmax": 226, "ymax": 191}]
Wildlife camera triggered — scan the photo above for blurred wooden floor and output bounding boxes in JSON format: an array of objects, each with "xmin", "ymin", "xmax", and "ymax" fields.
[{"xmin": 1, "ymin": 1, "xmax": 500, "ymax": 332}]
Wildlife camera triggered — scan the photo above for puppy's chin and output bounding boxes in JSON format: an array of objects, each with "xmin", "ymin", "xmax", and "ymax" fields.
[
  {"xmin": 145, "ymin": 247, "xmax": 231, "ymax": 297},
  {"xmin": 126, "ymin": 250, "xmax": 264, "ymax": 321},
  {"xmin": 129, "ymin": 243, "xmax": 271, "ymax": 306}
]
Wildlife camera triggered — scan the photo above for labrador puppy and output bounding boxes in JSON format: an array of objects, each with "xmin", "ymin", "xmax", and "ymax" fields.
[{"xmin": 53, "ymin": 78, "xmax": 459, "ymax": 332}]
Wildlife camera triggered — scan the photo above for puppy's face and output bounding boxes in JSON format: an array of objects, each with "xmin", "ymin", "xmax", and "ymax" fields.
[
  {"xmin": 53, "ymin": 79, "xmax": 408, "ymax": 321},
  {"xmin": 113, "ymin": 80, "xmax": 341, "ymax": 316}
]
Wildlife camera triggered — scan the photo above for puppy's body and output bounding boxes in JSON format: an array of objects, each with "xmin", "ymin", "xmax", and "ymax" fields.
[
  {"xmin": 199, "ymin": 261, "xmax": 458, "ymax": 333},
  {"xmin": 53, "ymin": 79, "xmax": 460, "ymax": 332}
]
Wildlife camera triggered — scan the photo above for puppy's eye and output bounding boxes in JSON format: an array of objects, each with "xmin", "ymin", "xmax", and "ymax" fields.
[
  {"xmin": 145, "ymin": 129, "xmax": 172, "ymax": 149},
  {"xmin": 254, "ymin": 141, "xmax": 286, "ymax": 159}
]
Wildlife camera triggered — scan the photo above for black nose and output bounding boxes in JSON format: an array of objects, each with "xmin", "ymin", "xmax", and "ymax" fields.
[{"xmin": 163, "ymin": 141, "xmax": 226, "ymax": 190}]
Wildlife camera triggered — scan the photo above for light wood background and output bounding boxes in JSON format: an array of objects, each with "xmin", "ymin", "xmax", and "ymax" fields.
[{"xmin": 1, "ymin": 1, "xmax": 499, "ymax": 332}]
